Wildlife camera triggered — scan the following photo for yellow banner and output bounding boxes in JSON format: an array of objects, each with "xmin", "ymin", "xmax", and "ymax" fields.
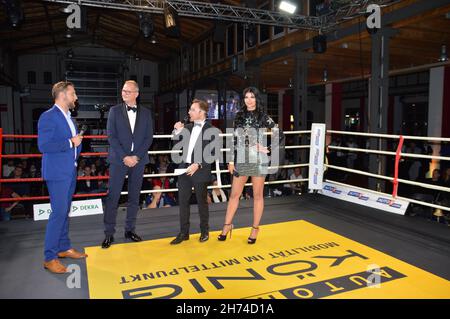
[{"xmin": 85, "ymin": 220, "xmax": 450, "ymax": 299}]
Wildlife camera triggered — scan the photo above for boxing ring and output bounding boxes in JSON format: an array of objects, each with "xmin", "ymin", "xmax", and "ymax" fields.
[{"xmin": 0, "ymin": 126, "xmax": 449, "ymax": 299}]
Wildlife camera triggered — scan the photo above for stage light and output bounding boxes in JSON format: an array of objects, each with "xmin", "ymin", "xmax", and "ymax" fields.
[
  {"xmin": 245, "ymin": 24, "xmax": 257, "ymax": 47},
  {"xmin": 150, "ymin": 35, "xmax": 157, "ymax": 44},
  {"xmin": 139, "ymin": 13, "xmax": 154, "ymax": 38},
  {"xmin": 323, "ymin": 68, "xmax": 328, "ymax": 82},
  {"xmin": 65, "ymin": 29, "xmax": 73, "ymax": 39},
  {"xmin": 279, "ymin": 1, "xmax": 296, "ymax": 14},
  {"xmin": 164, "ymin": 5, "xmax": 180, "ymax": 38},
  {"xmin": 288, "ymin": 78, "xmax": 293, "ymax": 88},
  {"xmin": 438, "ymin": 44, "xmax": 448, "ymax": 62},
  {"xmin": 66, "ymin": 49, "xmax": 74, "ymax": 59},
  {"xmin": 4, "ymin": 0, "xmax": 24, "ymax": 28},
  {"xmin": 313, "ymin": 34, "xmax": 327, "ymax": 53}
]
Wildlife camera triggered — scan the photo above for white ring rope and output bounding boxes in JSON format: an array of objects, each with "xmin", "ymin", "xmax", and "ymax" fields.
[
  {"xmin": 122, "ymin": 178, "xmax": 308, "ymax": 195},
  {"xmin": 95, "ymin": 129, "xmax": 450, "ymax": 211}
]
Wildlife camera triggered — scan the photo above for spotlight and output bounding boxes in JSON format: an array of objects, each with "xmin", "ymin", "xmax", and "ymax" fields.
[
  {"xmin": 150, "ymin": 34, "xmax": 157, "ymax": 44},
  {"xmin": 4, "ymin": 0, "xmax": 24, "ymax": 28},
  {"xmin": 438, "ymin": 44, "xmax": 448, "ymax": 62},
  {"xmin": 279, "ymin": 1, "xmax": 297, "ymax": 14},
  {"xmin": 313, "ymin": 34, "xmax": 327, "ymax": 53},
  {"xmin": 164, "ymin": 4, "xmax": 180, "ymax": 38},
  {"xmin": 245, "ymin": 24, "xmax": 257, "ymax": 47},
  {"xmin": 66, "ymin": 49, "xmax": 74, "ymax": 59},
  {"xmin": 138, "ymin": 13, "xmax": 154, "ymax": 38},
  {"xmin": 65, "ymin": 29, "xmax": 73, "ymax": 39},
  {"xmin": 323, "ymin": 68, "xmax": 328, "ymax": 82},
  {"xmin": 288, "ymin": 78, "xmax": 293, "ymax": 88},
  {"xmin": 134, "ymin": 54, "xmax": 141, "ymax": 61}
]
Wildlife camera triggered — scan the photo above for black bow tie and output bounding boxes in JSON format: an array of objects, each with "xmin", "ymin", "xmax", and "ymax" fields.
[{"xmin": 127, "ymin": 105, "xmax": 137, "ymax": 112}]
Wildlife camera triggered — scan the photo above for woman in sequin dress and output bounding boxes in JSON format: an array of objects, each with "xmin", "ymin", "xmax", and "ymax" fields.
[{"xmin": 218, "ymin": 87, "xmax": 276, "ymax": 244}]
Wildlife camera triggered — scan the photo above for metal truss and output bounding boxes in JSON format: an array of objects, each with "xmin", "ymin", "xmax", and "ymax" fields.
[
  {"xmin": 44, "ymin": 0, "xmax": 321, "ymax": 30},
  {"xmin": 44, "ymin": 0, "xmax": 402, "ymax": 31},
  {"xmin": 321, "ymin": 0, "xmax": 403, "ymax": 31}
]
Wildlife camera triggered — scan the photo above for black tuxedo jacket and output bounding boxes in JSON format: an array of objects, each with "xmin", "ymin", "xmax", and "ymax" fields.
[
  {"xmin": 106, "ymin": 103, "xmax": 154, "ymax": 166},
  {"xmin": 173, "ymin": 121, "xmax": 220, "ymax": 183}
]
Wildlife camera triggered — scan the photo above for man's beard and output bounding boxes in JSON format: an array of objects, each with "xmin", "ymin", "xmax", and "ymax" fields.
[{"xmin": 68, "ymin": 100, "xmax": 76, "ymax": 110}]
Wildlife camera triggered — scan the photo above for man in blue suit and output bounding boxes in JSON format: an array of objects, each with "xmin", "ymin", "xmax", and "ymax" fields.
[
  {"xmin": 38, "ymin": 81, "xmax": 87, "ymax": 274},
  {"xmin": 102, "ymin": 80, "xmax": 154, "ymax": 248}
]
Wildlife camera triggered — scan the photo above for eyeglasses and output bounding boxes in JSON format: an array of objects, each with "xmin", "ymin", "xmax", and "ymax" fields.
[{"xmin": 122, "ymin": 89, "xmax": 138, "ymax": 94}]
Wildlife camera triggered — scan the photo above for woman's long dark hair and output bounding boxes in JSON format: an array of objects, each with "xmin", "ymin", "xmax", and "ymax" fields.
[{"xmin": 241, "ymin": 86, "xmax": 264, "ymax": 114}]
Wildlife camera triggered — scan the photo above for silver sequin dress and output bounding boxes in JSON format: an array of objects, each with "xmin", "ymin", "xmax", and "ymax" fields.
[{"xmin": 232, "ymin": 110, "xmax": 276, "ymax": 177}]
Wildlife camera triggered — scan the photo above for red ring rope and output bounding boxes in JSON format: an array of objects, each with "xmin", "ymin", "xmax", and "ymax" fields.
[{"xmin": 392, "ymin": 135, "xmax": 404, "ymax": 198}]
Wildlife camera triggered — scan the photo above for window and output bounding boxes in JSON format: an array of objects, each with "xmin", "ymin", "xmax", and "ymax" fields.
[
  {"xmin": 272, "ymin": 0, "xmax": 285, "ymax": 38},
  {"xmin": 212, "ymin": 43, "xmax": 218, "ymax": 63},
  {"xmin": 227, "ymin": 24, "xmax": 235, "ymax": 56},
  {"xmin": 205, "ymin": 40, "xmax": 211, "ymax": 66},
  {"xmin": 259, "ymin": 2, "xmax": 270, "ymax": 44},
  {"xmin": 218, "ymin": 42, "xmax": 225, "ymax": 61},
  {"xmin": 200, "ymin": 41, "xmax": 205, "ymax": 69},
  {"xmin": 143, "ymin": 75, "xmax": 151, "ymax": 88},
  {"xmin": 27, "ymin": 71, "xmax": 36, "ymax": 84},
  {"xmin": 237, "ymin": 24, "xmax": 244, "ymax": 53},
  {"xmin": 43, "ymin": 71, "xmax": 52, "ymax": 85}
]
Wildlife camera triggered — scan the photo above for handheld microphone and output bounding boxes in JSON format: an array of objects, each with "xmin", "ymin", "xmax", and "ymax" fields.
[
  {"xmin": 79, "ymin": 124, "xmax": 88, "ymax": 136},
  {"xmin": 181, "ymin": 115, "xmax": 190, "ymax": 124}
]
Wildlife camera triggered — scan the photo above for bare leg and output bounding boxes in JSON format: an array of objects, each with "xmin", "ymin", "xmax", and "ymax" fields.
[
  {"xmin": 221, "ymin": 175, "xmax": 248, "ymax": 235},
  {"xmin": 249, "ymin": 176, "xmax": 266, "ymax": 239}
]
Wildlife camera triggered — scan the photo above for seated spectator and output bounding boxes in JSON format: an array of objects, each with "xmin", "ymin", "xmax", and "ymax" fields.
[
  {"xmin": 77, "ymin": 159, "xmax": 87, "ymax": 176},
  {"xmin": 28, "ymin": 163, "xmax": 41, "ymax": 178},
  {"xmin": 288, "ymin": 167, "xmax": 304, "ymax": 195},
  {"xmin": 90, "ymin": 164, "xmax": 97, "ymax": 176},
  {"xmin": 145, "ymin": 184, "xmax": 176, "ymax": 209},
  {"xmin": 77, "ymin": 166, "xmax": 99, "ymax": 194},
  {"xmin": 2, "ymin": 160, "xmax": 15, "ymax": 178},
  {"xmin": 442, "ymin": 167, "xmax": 450, "ymax": 187},
  {"xmin": 96, "ymin": 168, "xmax": 109, "ymax": 192},
  {"xmin": 209, "ymin": 180, "xmax": 228, "ymax": 203},
  {"xmin": 9, "ymin": 166, "xmax": 30, "ymax": 196},
  {"xmin": 20, "ymin": 159, "xmax": 29, "ymax": 177},
  {"xmin": 0, "ymin": 183, "xmax": 21, "ymax": 221}
]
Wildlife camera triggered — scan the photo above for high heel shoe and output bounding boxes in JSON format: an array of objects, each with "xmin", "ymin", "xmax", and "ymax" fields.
[
  {"xmin": 247, "ymin": 226, "xmax": 259, "ymax": 244},
  {"xmin": 218, "ymin": 224, "xmax": 233, "ymax": 241}
]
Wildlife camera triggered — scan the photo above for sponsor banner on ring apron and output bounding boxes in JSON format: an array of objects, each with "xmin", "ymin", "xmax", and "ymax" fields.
[
  {"xmin": 33, "ymin": 198, "xmax": 103, "ymax": 221},
  {"xmin": 320, "ymin": 181, "xmax": 409, "ymax": 215}
]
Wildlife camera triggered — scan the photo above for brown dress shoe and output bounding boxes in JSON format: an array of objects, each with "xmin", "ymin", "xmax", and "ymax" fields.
[
  {"xmin": 57, "ymin": 248, "xmax": 88, "ymax": 259},
  {"xmin": 43, "ymin": 259, "xmax": 67, "ymax": 274}
]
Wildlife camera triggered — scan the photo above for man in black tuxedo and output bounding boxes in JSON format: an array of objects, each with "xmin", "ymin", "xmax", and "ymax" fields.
[
  {"xmin": 170, "ymin": 99, "xmax": 220, "ymax": 244},
  {"xmin": 102, "ymin": 80, "xmax": 153, "ymax": 248}
]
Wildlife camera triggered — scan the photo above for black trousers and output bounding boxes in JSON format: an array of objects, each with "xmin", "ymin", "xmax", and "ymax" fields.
[
  {"xmin": 178, "ymin": 173, "xmax": 209, "ymax": 235},
  {"xmin": 104, "ymin": 162, "xmax": 145, "ymax": 236}
]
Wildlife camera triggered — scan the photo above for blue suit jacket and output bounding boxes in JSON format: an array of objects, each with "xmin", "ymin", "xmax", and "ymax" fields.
[
  {"xmin": 38, "ymin": 105, "xmax": 82, "ymax": 181},
  {"xmin": 106, "ymin": 103, "xmax": 154, "ymax": 166}
]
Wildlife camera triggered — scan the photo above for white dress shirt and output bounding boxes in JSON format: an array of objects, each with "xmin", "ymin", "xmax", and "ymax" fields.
[
  {"xmin": 186, "ymin": 120, "xmax": 205, "ymax": 163},
  {"xmin": 126, "ymin": 104, "xmax": 137, "ymax": 151},
  {"xmin": 55, "ymin": 104, "xmax": 77, "ymax": 165}
]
